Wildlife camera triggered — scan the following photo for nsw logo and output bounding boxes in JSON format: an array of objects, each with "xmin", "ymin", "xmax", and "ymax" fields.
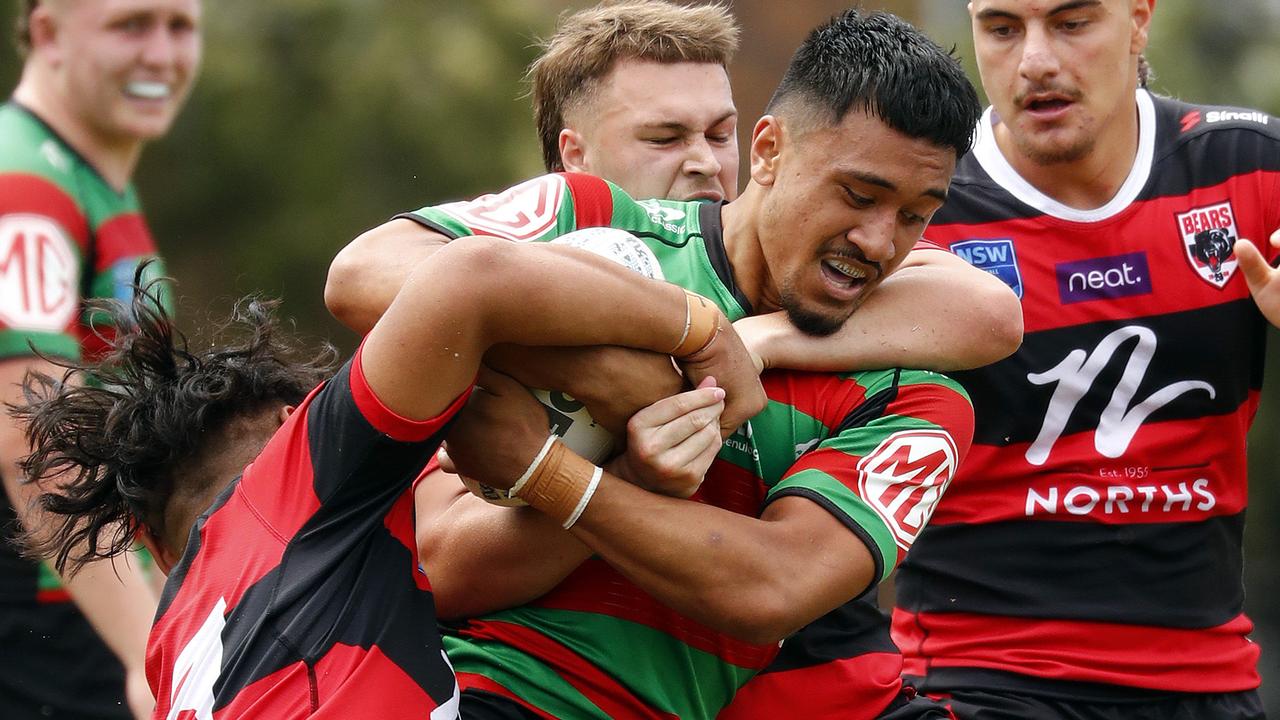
[
  {"xmin": 857, "ymin": 429, "xmax": 959, "ymax": 551},
  {"xmin": 1056, "ymin": 252, "xmax": 1152, "ymax": 304},
  {"xmin": 951, "ymin": 238, "xmax": 1023, "ymax": 298},
  {"xmin": 1175, "ymin": 201, "xmax": 1238, "ymax": 288}
]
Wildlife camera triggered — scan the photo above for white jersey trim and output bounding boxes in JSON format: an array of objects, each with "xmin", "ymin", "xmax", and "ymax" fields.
[{"xmin": 973, "ymin": 89, "xmax": 1156, "ymax": 224}]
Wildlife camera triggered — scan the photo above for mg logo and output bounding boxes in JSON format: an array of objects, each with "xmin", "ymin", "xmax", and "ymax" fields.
[
  {"xmin": 858, "ymin": 429, "xmax": 959, "ymax": 550},
  {"xmin": 0, "ymin": 214, "xmax": 78, "ymax": 332},
  {"xmin": 437, "ymin": 174, "xmax": 565, "ymax": 241}
]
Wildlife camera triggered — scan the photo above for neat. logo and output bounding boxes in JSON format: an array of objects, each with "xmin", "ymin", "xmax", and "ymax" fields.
[
  {"xmin": 857, "ymin": 429, "xmax": 959, "ymax": 550},
  {"xmin": 437, "ymin": 174, "xmax": 564, "ymax": 241},
  {"xmin": 1175, "ymin": 201, "xmax": 1238, "ymax": 288},
  {"xmin": 1056, "ymin": 252, "xmax": 1152, "ymax": 304},
  {"xmin": 1025, "ymin": 479, "xmax": 1216, "ymax": 517},
  {"xmin": 951, "ymin": 238, "xmax": 1023, "ymax": 298},
  {"xmin": 0, "ymin": 214, "xmax": 79, "ymax": 332}
]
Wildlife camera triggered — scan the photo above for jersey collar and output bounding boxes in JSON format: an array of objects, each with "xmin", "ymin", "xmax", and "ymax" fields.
[{"xmin": 973, "ymin": 89, "xmax": 1156, "ymax": 224}]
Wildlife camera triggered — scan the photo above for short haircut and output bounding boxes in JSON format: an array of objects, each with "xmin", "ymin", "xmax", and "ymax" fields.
[
  {"xmin": 766, "ymin": 9, "xmax": 981, "ymax": 159},
  {"xmin": 13, "ymin": 271, "xmax": 336, "ymax": 574},
  {"xmin": 528, "ymin": 0, "xmax": 739, "ymax": 172}
]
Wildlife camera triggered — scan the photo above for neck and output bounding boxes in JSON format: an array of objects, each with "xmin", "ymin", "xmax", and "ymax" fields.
[
  {"xmin": 994, "ymin": 93, "xmax": 1141, "ymax": 211},
  {"xmin": 14, "ymin": 71, "xmax": 143, "ymax": 192},
  {"xmin": 160, "ymin": 408, "xmax": 285, "ymax": 561},
  {"xmin": 719, "ymin": 185, "xmax": 775, "ymax": 313}
]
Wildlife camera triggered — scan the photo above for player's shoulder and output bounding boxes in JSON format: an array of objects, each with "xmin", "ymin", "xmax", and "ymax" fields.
[
  {"xmin": 1151, "ymin": 91, "xmax": 1280, "ymax": 149},
  {"xmin": 0, "ymin": 103, "xmax": 81, "ymax": 187},
  {"xmin": 893, "ymin": 368, "xmax": 970, "ymax": 401}
]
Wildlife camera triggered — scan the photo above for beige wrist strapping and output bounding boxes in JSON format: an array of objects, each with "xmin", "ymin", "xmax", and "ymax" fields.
[
  {"xmin": 670, "ymin": 290, "xmax": 722, "ymax": 359},
  {"xmin": 512, "ymin": 437, "xmax": 603, "ymax": 529}
]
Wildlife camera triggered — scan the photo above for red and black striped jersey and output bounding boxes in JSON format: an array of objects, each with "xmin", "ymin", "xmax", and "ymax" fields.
[
  {"xmin": 147, "ymin": 350, "xmax": 467, "ymax": 718},
  {"xmin": 892, "ymin": 90, "xmax": 1280, "ymax": 698}
]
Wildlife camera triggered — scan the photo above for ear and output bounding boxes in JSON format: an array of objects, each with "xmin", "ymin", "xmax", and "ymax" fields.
[
  {"xmin": 26, "ymin": 4, "xmax": 63, "ymax": 61},
  {"xmin": 278, "ymin": 404, "xmax": 295, "ymax": 425},
  {"xmin": 1130, "ymin": 0, "xmax": 1155, "ymax": 55},
  {"xmin": 748, "ymin": 115, "xmax": 784, "ymax": 187},
  {"xmin": 136, "ymin": 525, "xmax": 180, "ymax": 576},
  {"xmin": 559, "ymin": 128, "xmax": 589, "ymax": 173}
]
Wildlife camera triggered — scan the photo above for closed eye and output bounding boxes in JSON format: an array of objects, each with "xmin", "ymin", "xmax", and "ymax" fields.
[{"xmin": 842, "ymin": 186, "xmax": 873, "ymax": 208}]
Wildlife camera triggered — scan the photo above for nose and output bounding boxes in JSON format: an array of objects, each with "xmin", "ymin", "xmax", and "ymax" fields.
[
  {"xmin": 139, "ymin": 24, "xmax": 180, "ymax": 68},
  {"xmin": 846, "ymin": 211, "xmax": 897, "ymax": 266},
  {"xmin": 1018, "ymin": 23, "xmax": 1060, "ymax": 83},
  {"xmin": 682, "ymin": 136, "xmax": 722, "ymax": 179}
]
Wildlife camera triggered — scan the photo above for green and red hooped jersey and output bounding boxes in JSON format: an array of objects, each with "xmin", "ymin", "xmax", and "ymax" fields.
[
  {"xmin": 401, "ymin": 173, "xmax": 975, "ymax": 720},
  {"xmin": 0, "ymin": 101, "xmax": 165, "ymax": 603}
]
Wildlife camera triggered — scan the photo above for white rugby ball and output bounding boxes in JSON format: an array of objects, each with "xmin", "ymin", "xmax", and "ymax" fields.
[{"xmin": 462, "ymin": 228, "xmax": 663, "ymax": 506}]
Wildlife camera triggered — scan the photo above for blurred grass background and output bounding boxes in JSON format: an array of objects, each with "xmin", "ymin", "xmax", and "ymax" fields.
[{"xmin": 2, "ymin": 0, "xmax": 1276, "ymax": 711}]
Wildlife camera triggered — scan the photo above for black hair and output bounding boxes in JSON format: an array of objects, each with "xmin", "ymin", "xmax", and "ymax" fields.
[
  {"xmin": 766, "ymin": 9, "xmax": 982, "ymax": 158},
  {"xmin": 11, "ymin": 269, "xmax": 337, "ymax": 575}
]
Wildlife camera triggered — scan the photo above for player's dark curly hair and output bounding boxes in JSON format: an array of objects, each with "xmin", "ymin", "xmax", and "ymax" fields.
[
  {"xmin": 766, "ymin": 9, "xmax": 982, "ymax": 159},
  {"xmin": 11, "ymin": 271, "xmax": 337, "ymax": 575}
]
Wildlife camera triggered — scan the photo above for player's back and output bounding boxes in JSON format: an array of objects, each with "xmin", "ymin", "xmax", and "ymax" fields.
[{"xmin": 147, "ymin": 358, "xmax": 463, "ymax": 718}]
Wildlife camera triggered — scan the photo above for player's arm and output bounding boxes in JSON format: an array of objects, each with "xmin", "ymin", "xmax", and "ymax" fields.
[
  {"xmin": 443, "ymin": 374, "xmax": 870, "ymax": 644},
  {"xmin": 736, "ymin": 247, "xmax": 1023, "ymax": 372},
  {"xmin": 417, "ymin": 473, "xmax": 593, "ymax": 619},
  {"xmin": 325, "ymin": 217, "xmax": 451, "ymax": 335},
  {"xmin": 1, "ymin": 357, "xmax": 157, "ymax": 718},
  {"xmin": 359, "ymin": 235, "xmax": 762, "ymax": 426},
  {"xmin": 420, "ymin": 383, "xmax": 724, "ymax": 619}
]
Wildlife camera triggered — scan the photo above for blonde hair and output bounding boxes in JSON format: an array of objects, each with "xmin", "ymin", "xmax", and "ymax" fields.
[{"xmin": 528, "ymin": 1, "xmax": 739, "ymax": 171}]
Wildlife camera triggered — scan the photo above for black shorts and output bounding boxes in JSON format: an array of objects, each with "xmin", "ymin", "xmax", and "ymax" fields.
[{"xmin": 936, "ymin": 687, "xmax": 1265, "ymax": 720}]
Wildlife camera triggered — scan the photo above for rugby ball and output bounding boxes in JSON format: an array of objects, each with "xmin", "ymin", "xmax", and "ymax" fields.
[{"xmin": 462, "ymin": 227, "xmax": 664, "ymax": 506}]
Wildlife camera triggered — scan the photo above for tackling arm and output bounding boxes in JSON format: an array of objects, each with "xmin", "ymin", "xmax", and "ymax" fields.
[{"xmin": 737, "ymin": 247, "xmax": 1022, "ymax": 372}]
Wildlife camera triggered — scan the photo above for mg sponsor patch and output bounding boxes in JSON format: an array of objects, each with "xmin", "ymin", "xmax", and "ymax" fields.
[
  {"xmin": 437, "ymin": 174, "xmax": 565, "ymax": 241},
  {"xmin": 1176, "ymin": 201, "xmax": 1238, "ymax": 288},
  {"xmin": 0, "ymin": 214, "xmax": 79, "ymax": 332},
  {"xmin": 951, "ymin": 238, "xmax": 1023, "ymax": 298},
  {"xmin": 857, "ymin": 429, "xmax": 959, "ymax": 550},
  {"xmin": 1056, "ymin": 252, "xmax": 1152, "ymax": 304}
]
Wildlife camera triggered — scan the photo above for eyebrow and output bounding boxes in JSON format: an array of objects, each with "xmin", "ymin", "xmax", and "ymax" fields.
[
  {"xmin": 636, "ymin": 110, "xmax": 738, "ymax": 133},
  {"xmin": 975, "ymin": 0, "xmax": 1101, "ymax": 22},
  {"xmin": 844, "ymin": 170, "xmax": 948, "ymax": 203}
]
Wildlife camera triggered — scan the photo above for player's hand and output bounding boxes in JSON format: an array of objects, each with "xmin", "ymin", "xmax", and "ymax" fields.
[
  {"xmin": 442, "ymin": 367, "xmax": 550, "ymax": 491},
  {"xmin": 1235, "ymin": 231, "xmax": 1280, "ymax": 327},
  {"xmin": 607, "ymin": 377, "xmax": 725, "ymax": 498},
  {"xmin": 675, "ymin": 313, "xmax": 766, "ymax": 439},
  {"xmin": 486, "ymin": 344, "xmax": 683, "ymax": 435}
]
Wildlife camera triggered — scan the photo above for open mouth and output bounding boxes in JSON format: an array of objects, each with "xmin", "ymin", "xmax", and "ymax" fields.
[
  {"xmin": 1027, "ymin": 97, "xmax": 1071, "ymax": 112},
  {"xmin": 820, "ymin": 258, "xmax": 872, "ymax": 298},
  {"xmin": 125, "ymin": 81, "xmax": 172, "ymax": 100}
]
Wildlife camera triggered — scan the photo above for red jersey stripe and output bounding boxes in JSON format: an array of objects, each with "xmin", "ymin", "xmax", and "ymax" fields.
[{"xmin": 892, "ymin": 610, "xmax": 1260, "ymax": 693}]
